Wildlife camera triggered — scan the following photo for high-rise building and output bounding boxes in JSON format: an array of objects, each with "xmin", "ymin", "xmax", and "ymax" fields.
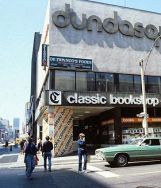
[
  {"xmin": 13, "ymin": 118, "xmax": 20, "ymax": 139},
  {"xmin": 0, "ymin": 118, "xmax": 9, "ymax": 142}
]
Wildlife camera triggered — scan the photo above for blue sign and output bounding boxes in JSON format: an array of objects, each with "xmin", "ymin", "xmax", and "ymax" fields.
[{"xmin": 49, "ymin": 56, "xmax": 92, "ymax": 70}]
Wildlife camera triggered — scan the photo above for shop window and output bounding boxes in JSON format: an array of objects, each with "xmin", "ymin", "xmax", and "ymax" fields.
[
  {"xmin": 106, "ymin": 73, "xmax": 114, "ymax": 92},
  {"xmin": 134, "ymin": 75, "xmax": 141, "ymax": 93},
  {"xmin": 119, "ymin": 74, "xmax": 133, "ymax": 92},
  {"xmin": 96, "ymin": 72, "xmax": 106, "ymax": 91},
  {"xmin": 147, "ymin": 76, "xmax": 160, "ymax": 93},
  {"xmin": 55, "ymin": 70, "xmax": 75, "ymax": 91},
  {"xmin": 144, "ymin": 76, "xmax": 148, "ymax": 93},
  {"xmin": 87, "ymin": 72, "xmax": 95, "ymax": 91},
  {"xmin": 76, "ymin": 72, "xmax": 87, "ymax": 91}
]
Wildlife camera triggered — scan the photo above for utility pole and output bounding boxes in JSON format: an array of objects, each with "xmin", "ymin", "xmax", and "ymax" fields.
[
  {"xmin": 139, "ymin": 60, "xmax": 148, "ymax": 135},
  {"xmin": 139, "ymin": 35, "xmax": 161, "ymax": 136}
]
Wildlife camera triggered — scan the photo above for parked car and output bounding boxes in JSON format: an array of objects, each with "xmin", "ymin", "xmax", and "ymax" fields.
[{"xmin": 95, "ymin": 137, "xmax": 161, "ymax": 167}]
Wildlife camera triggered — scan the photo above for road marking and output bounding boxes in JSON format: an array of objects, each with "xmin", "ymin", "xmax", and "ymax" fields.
[
  {"xmin": 125, "ymin": 170, "xmax": 161, "ymax": 177},
  {"xmin": 0, "ymin": 154, "xmax": 4, "ymax": 159},
  {"xmin": 87, "ymin": 165, "xmax": 119, "ymax": 178}
]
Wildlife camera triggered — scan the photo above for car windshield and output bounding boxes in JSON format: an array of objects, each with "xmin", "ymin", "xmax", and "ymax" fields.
[{"xmin": 130, "ymin": 138, "xmax": 144, "ymax": 145}]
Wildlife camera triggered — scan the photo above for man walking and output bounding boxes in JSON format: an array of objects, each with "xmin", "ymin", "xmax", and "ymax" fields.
[
  {"xmin": 42, "ymin": 136, "xmax": 53, "ymax": 172},
  {"xmin": 24, "ymin": 138, "xmax": 37, "ymax": 179},
  {"xmin": 77, "ymin": 133, "xmax": 87, "ymax": 173}
]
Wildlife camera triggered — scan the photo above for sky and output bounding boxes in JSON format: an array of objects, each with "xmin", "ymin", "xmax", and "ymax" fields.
[{"xmin": 0, "ymin": 0, "xmax": 161, "ymax": 126}]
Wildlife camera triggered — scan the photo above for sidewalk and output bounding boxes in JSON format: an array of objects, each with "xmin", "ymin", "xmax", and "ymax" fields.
[
  {"xmin": 0, "ymin": 146, "xmax": 100, "ymax": 169},
  {"xmin": 17, "ymin": 153, "xmax": 99, "ymax": 167}
]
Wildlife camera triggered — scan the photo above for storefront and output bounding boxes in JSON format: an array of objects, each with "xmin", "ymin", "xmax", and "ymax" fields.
[{"xmin": 34, "ymin": 0, "xmax": 161, "ymax": 156}]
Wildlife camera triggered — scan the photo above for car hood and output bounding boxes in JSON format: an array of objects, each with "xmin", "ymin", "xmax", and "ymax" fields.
[{"xmin": 96, "ymin": 144, "xmax": 139, "ymax": 153}]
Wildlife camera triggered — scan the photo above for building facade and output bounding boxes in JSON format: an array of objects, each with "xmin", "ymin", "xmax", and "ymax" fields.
[
  {"xmin": 32, "ymin": 0, "xmax": 161, "ymax": 156},
  {"xmin": 26, "ymin": 32, "xmax": 42, "ymax": 141},
  {"xmin": 0, "ymin": 118, "xmax": 10, "ymax": 142},
  {"xmin": 13, "ymin": 118, "xmax": 20, "ymax": 139}
]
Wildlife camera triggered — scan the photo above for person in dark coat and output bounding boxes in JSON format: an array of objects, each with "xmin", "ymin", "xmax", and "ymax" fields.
[
  {"xmin": 42, "ymin": 136, "xmax": 53, "ymax": 172},
  {"xmin": 24, "ymin": 138, "xmax": 37, "ymax": 179},
  {"xmin": 77, "ymin": 133, "xmax": 87, "ymax": 173}
]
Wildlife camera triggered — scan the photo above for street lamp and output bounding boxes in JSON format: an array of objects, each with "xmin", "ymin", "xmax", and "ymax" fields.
[
  {"xmin": 139, "ymin": 60, "xmax": 148, "ymax": 135},
  {"xmin": 139, "ymin": 35, "xmax": 161, "ymax": 136}
]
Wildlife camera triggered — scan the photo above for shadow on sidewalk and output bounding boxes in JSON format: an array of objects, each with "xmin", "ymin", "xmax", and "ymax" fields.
[{"xmin": 0, "ymin": 167, "xmax": 112, "ymax": 188}]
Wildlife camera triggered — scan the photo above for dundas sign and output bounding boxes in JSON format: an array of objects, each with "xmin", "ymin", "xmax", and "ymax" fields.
[{"xmin": 52, "ymin": 4, "xmax": 161, "ymax": 46}]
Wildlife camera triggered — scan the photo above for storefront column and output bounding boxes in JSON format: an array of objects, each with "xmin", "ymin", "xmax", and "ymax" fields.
[
  {"xmin": 114, "ymin": 108, "xmax": 122, "ymax": 144},
  {"xmin": 49, "ymin": 107, "xmax": 74, "ymax": 157}
]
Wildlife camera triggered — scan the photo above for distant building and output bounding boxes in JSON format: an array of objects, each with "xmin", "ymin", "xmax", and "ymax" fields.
[
  {"xmin": 13, "ymin": 118, "xmax": 20, "ymax": 139},
  {"xmin": 0, "ymin": 118, "xmax": 9, "ymax": 141}
]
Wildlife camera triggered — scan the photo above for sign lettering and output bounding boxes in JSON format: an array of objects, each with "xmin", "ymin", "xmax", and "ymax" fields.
[
  {"xmin": 42, "ymin": 44, "xmax": 48, "ymax": 66},
  {"xmin": 110, "ymin": 94, "xmax": 159, "ymax": 107},
  {"xmin": 50, "ymin": 56, "xmax": 92, "ymax": 70},
  {"xmin": 52, "ymin": 4, "xmax": 161, "ymax": 46}
]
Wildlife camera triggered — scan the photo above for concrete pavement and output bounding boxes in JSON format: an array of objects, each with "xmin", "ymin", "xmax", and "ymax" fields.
[
  {"xmin": 0, "ymin": 146, "xmax": 99, "ymax": 169},
  {"xmin": 2, "ymin": 148, "xmax": 160, "ymax": 188},
  {"xmin": 0, "ymin": 147, "xmax": 111, "ymax": 188}
]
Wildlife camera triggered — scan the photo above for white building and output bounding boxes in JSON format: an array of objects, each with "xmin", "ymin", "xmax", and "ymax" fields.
[{"xmin": 30, "ymin": 0, "xmax": 161, "ymax": 156}]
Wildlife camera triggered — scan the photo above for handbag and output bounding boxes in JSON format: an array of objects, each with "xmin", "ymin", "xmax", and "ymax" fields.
[{"xmin": 34, "ymin": 155, "xmax": 39, "ymax": 165}]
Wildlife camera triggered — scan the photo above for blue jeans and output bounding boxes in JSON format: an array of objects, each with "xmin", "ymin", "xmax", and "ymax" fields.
[
  {"xmin": 78, "ymin": 150, "xmax": 87, "ymax": 171},
  {"xmin": 44, "ymin": 152, "xmax": 52, "ymax": 170},
  {"xmin": 26, "ymin": 155, "xmax": 35, "ymax": 177}
]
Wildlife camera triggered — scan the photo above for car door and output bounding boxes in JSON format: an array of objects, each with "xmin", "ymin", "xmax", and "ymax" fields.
[{"xmin": 138, "ymin": 139, "xmax": 161, "ymax": 160}]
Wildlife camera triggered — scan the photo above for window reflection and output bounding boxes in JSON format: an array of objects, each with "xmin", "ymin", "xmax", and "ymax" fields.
[
  {"xmin": 52, "ymin": 70, "xmax": 161, "ymax": 94},
  {"xmin": 87, "ymin": 72, "xmax": 95, "ymax": 91},
  {"xmin": 119, "ymin": 74, "xmax": 133, "ymax": 92},
  {"xmin": 147, "ymin": 76, "xmax": 160, "ymax": 93},
  {"xmin": 55, "ymin": 70, "xmax": 75, "ymax": 91},
  {"xmin": 106, "ymin": 73, "xmax": 114, "ymax": 92},
  {"xmin": 76, "ymin": 72, "xmax": 87, "ymax": 91},
  {"xmin": 96, "ymin": 73, "xmax": 106, "ymax": 91},
  {"xmin": 134, "ymin": 75, "xmax": 141, "ymax": 93}
]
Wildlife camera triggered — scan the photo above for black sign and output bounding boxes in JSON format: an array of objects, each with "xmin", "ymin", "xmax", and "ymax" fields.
[
  {"xmin": 49, "ymin": 56, "xmax": 92, "ymax": 70},
  {"xmin": 42, "ymin": 44, "xmax": 48, "ymax": 66}
]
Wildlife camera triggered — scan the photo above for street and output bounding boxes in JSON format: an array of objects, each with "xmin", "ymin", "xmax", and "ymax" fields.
[{"xmin": 0, "ymin": 147, "xmax": 161, "ymax": 188}]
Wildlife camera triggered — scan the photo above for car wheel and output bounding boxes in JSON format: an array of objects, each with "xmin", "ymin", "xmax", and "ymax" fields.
[{"xmin": 115, "ymin": 154, "xmax": 128, "ymax": 167}]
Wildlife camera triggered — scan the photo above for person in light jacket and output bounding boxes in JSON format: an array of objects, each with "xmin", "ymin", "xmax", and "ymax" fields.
[{"xmin": 77, "ymin": 133, "xmax": 87, "ymax": 173}]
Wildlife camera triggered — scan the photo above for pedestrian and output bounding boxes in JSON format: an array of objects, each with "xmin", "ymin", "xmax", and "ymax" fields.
[
  {"xmin": 5, "ymin": 140, "xmax": 9, "ymax": 153},
  {"xmin": 24, "ymin": 137, "xmax": 37, "ymax": 179},
  {"xmin": 23, "ymin": 138, "xmax": 29, "ymax": 172},
  {"xmin": 77, "ymin": 133, "xmax": 88, "ymax": 173},
  {"xmin": 42, "ymin": 136, "xmax": 53, "ymax": 172}
]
